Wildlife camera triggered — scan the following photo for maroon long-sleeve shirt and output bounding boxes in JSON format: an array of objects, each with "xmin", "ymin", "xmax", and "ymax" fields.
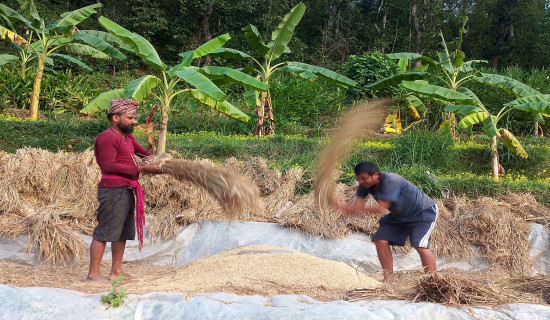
[{"xmin": 94, "ymin": 128, "xmax": 154, "ymax": 188}]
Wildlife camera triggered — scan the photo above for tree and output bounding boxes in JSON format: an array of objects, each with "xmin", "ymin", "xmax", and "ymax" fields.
[
  {"xmin": 366, "ymin": 16, "xmax": 546, "ymax": 179},
  {"xmin": 206, "ymin": 2, "xmax": 356, "ymax": 137},
  {"xmin": 366, "ymin": 17, "xmax": 488, "ymax": 134},
  {"xmin": 0, "ymin": 1, "xmax": 123, "ymax": 120},
  {"xmin": 81, "ymin": 17, "xmax": 268, "ymax": 154},
  {"xmin": 446, "ymin": 77, "xmax": 538, "ymax": 179}
]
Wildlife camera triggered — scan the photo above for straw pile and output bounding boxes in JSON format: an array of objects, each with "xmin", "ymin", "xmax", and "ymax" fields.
[
  {"xmin": 279, "ymin": 182, "xmax": 381, "ymax": 238},
  {"xmin": 448, "ymin": 197, "xmax": 532, "ymax": 274},
  {"xmin": 125, "ymin": 245, "xmax": 381, "ymax": 300},
  {"xmin": 0, "ymin": 148, "xmax": 97, "ymax": 264},
  {"xmin": 348, "ymin": 269, "xmax": 549, "ymax": 306}
]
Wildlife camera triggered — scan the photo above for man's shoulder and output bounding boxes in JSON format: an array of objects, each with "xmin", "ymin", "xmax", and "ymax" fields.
[
  {"xmin": 96, "ymin": 128, "xmax": 120, "ymax": 143},
  {"xmin": 381, "ymin": 172, "xmax": 405, "ymax": 184}
]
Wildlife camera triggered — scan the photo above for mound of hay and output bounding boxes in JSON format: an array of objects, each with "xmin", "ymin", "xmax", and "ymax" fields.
[
  {"xmin": 222, "ymin": 157, "xmax": 282, "ymax": 196},
  {"xmin": 126, "ymin": 245, "xmax": 381, "ymax": 300},
  {"xmin": 348, "ymin": 269, "xmax": 548, "ymax": 306},
  {"xmin": 500, "ymin": 193, "xmax": 550, "ymax": 229},
  {"xmin": 0, "ymin": 148, "xmax": 97, "ymax": 264},
  {"xmin": 451, "ymin": 197, "xmax": 532, "ymax": 274}
]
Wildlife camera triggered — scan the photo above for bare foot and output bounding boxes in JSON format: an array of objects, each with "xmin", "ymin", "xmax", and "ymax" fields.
[
  {"xmin": 84, "ymin": 275, "xmax": 110, "ymax": 285},
  {"xmin": 109, "ymin": 271, "xmax": 135, "ymax": 280}
]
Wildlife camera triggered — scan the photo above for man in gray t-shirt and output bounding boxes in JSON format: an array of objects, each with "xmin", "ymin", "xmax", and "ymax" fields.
[{"xmin": 332, "ymin": 162, "xmax": 438, "ymax": 282}]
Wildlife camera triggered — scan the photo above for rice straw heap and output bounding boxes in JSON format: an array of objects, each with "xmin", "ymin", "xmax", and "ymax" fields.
[{"xmin": 348, "ymin": 269, "xmax": 549, "ymax": 306}]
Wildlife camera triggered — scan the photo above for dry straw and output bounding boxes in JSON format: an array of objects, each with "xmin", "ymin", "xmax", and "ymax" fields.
[
  {"xmin": 157, "ymin": 156, "xmax": 261, "ymax": 220},
  {"xmin": 314, "ymin": 99, "xmax": 392, "ymax": 222},
  {"xmin": 348, "ymin": 269, "xmax": 549, "ymax": 306}
]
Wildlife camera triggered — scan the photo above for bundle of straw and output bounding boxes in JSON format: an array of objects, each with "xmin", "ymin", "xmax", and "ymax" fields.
[
  {"xmin": 314, "ymin": 99, "xmax": 392, "ymax": 219},
  {"xmin": 417, "ymin": 271, "xmax": 510, "ymax": 305},
  {"xmin": 158, "ymin": 158, "xmax": 261, "ymax": 220}
]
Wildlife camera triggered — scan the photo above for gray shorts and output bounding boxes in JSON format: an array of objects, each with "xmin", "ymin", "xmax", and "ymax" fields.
[{"xmin": 93, "ymin": 187, "xmax": 136, "ymax": 242}]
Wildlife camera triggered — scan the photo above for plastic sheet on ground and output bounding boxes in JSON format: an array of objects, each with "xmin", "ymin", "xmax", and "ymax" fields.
[
  {"xmin": 0, "ymin": 285, "xmax": 549, "ymax": 320},
  {"xmin": 0, "ymin": 220, "xmax": 549, "ymax": 274}
]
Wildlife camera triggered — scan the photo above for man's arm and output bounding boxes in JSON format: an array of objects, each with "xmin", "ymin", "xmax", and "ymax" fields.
[
  {"xmin": 130, "ymin": 135, "xmax": 154, "ymax": 158},
  {"xmin": 333, "ymin": 197, "xmax": 390, "ymax": 215}
]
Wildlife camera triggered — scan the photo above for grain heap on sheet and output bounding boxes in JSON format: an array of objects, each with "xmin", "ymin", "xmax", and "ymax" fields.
[{"xmin": 125, "ymin": 245, "xmax": 381, "ymax": 301}]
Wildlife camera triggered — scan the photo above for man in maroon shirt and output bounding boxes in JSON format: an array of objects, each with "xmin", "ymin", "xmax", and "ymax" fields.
[{"xmin": 85, "ymin": 98, "xmax": 161, "ymax": 284}]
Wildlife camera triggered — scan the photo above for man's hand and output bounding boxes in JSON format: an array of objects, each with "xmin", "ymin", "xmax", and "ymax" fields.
[
  {"xmin": 330, "ymin": 196, "xmax": 346, "ymax": 212},
  {"xmin": 138, "ymin": 163, "xmax": 162, "ymax": 174}
]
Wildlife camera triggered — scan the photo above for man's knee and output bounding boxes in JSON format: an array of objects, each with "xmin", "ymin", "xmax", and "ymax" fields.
[
  {"xmin": 374, "ymin": 239, "xmax": 389, "ymax": 246},
  {"xmin": 414, "ymin": 247, "xmax": 433, "ymax": 254}
]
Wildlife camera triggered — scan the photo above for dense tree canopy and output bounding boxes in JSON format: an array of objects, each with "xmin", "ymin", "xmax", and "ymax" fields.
[{"xmin": 2, "ymin": 0, "xmax": 549, "ymax": 69}]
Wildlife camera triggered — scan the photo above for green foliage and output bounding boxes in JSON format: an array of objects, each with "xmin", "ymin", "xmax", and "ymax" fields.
[
  {"xmin": 101, "ymin": 275, "xmax": 128, "ymax": 308},
  {"xmin": 269, "ymin": 74, "xmax": 346, "ymax": 129},
  {"xmin": 342, "ymin": 52, "xmax": 400, "ymax": 101},
  {"xmin": 387, "ymin": 129, "xmax": 458, "ymax": 172},
  {"xmin": 0, "ymin": 67, "xmax": 104, "ymax": 112}
]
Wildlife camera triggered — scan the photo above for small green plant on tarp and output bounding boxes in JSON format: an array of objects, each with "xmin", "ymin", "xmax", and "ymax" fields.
[{"xmin": 101, "ymin": 275, "xmax": 127, "ymax": 308}]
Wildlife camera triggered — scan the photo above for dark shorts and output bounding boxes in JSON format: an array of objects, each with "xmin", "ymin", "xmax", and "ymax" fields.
[
  {"xmin": 93, "ymin": 187, "xmax": 136, "ymax": 242},
  {"xmin": 371, "ymin": 204, "xmax": 438, "ymax": 248}
]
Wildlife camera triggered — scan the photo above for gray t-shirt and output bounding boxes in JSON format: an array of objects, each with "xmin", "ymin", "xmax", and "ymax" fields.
[{"xmin": 356, "ymin": 172, "xmax": 435, "ymax": 218}]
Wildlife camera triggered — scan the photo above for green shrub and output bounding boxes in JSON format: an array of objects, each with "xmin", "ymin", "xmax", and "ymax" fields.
[
  {"xmin": 269, "ymin": 74, "xmax": 346, "ymax": 129},
  {"xmin": 386, "ymin": 129, "xmax": 458, "ymax": 172},
  {"xmin": 342, "ymin": 52, "xmax": 400, "ymax": 101}
]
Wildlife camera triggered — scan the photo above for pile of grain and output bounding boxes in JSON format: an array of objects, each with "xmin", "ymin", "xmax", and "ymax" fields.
[{"xmin": 125, "ymin": 245, "xmax": 381, "ymax": 300}]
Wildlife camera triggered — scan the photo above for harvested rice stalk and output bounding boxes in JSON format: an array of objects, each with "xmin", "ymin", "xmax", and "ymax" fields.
[
  {"xmin": 314, "ymin": 99, "xmax": 392, "ymax": 221},
  {"xmin": 454, "ymin": 197, "xmax": 532, "ymax": 274},
  {"xmin": 417, "ymin": 271, "xmax": 511, "ymax": 305},
  {"xmin": 225, "ymin": 157, "xmax": 282, "ymax": 196},
  {"xmin": 430, "ymin": 200, "xmax": 475, "ymax": 258},
  {"xmin": 263, "ymin": 167, "xmax": 304, "ymax": 218},
  {"xmin": 158, "ymin": 158, "xmax": 261, "ymax": 220},
  {"xmin": 499, "ymin": 193, "xmax": 550, "ymax": 229}
]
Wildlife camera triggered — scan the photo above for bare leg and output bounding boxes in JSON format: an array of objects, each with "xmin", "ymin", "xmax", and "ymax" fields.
[
  {"xmin": 109, "ymin": 240, "xmax": 134, "ymax": 280},
  {"xmin": 374, "ymin": 240, "xmax": 394, "ymax": 282},
  {"xmin": 415, "ymin": 247, "xmax": 436, "ymax": 273},
  {"xmin": 85, "ymin": 240, "xmax": 109, "ymax": 284}
]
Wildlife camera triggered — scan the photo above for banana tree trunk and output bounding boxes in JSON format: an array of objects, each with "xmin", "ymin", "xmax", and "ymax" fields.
[
  {"xmin": 156, "ymin": 108, "xmax": 169, "ymax": 154},
  {"xmin": 490, "ymin": 134, "xmax": 499, "ymax": 180},
  {"xmin": 29, "ymin": 59, "xmax": 44, "ymax": 120},
  {"xmin": 254, "ymin": 93, "xmax": 266, "ymax": 138},
  {"xmin": 264, "ymin": 91, "xmax": 275, "ymax": 136},
  {"xmin": 447, "ymin": 111, "xmax": 458, "ymax": 139}
]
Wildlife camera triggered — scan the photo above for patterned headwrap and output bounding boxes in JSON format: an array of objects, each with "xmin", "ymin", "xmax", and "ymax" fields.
[{"xmin": 109, "ymin": 98, "xmax": 138, "ymax": 115}]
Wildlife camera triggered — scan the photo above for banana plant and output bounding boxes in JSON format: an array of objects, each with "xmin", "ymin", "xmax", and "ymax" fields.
[
  {"xmin": 0, "ymin": 1, "xmax": 125, "ymax": 120},
  {"xmin": 205, "ymin": 2, "xmax": 356, "ymax": 137},
  {"xmin": 81, "ymin": 17, "xmax": 269, "ymax": 154},
  {"xmin": 366, "ymin": 17, "xmax": 487, "ymax": 134},
  {"xmin": 446, "ymin": 75, "xmax": 545, "ymax": 179}
]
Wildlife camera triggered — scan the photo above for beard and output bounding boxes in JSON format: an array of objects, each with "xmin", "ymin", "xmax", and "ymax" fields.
[{"xmin": 117, "ymin": 122, "xmax": 134, "ymax": 134}]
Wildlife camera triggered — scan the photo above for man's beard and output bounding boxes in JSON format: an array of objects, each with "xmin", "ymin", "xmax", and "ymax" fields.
[{"xmin": 117, "ymin": 122, "xmax": 134, "ymax": 134}]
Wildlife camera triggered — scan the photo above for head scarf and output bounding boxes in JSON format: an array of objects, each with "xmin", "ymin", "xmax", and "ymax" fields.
[{"xmin": 109, "ymin": 98, "xmax": 138, "ymax": 115}]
